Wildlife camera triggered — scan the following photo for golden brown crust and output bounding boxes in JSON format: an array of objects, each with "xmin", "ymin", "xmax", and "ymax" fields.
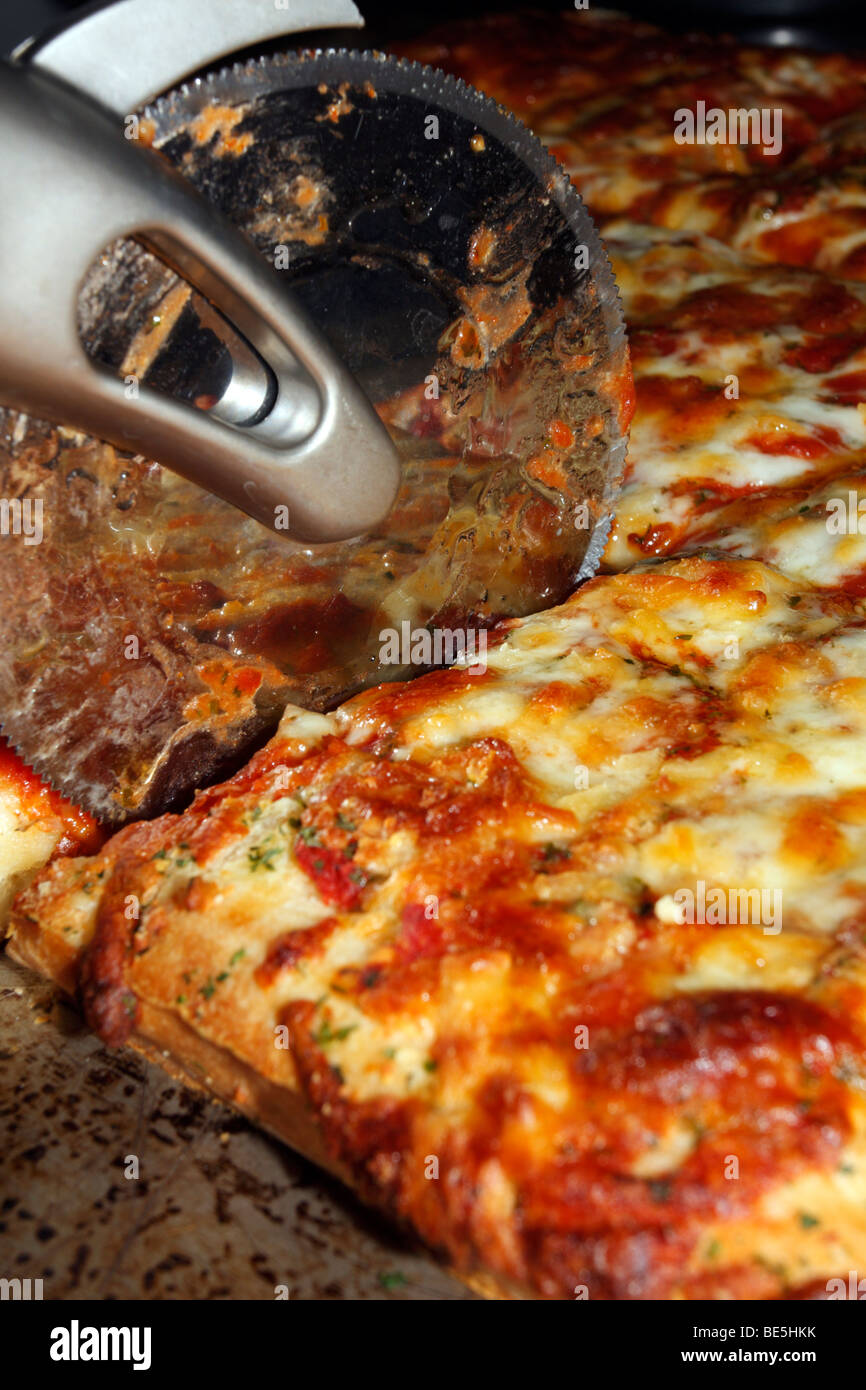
[
  {"xmin": 7, "ymin": 917, "xmax": 344, "ymax": 1178},
  {"xmin": 10, "ymin": 556, "xmax": 866, "ymax": 1300}
]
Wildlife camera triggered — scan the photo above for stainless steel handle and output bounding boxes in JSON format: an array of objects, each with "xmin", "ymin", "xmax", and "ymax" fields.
[
  {"xmin": 0, "ymin": 0, "xmax": 402, "ymax": 542},
  {"xmin": 16, "ymin": 0, "xmax": 365, "ymax": 115},
  {"xmin": 0, "ymin": 60, "xmax": 401, "ymax": 541}
]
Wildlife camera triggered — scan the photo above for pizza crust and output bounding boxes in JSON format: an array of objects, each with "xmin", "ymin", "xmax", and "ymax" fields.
[
  {"xmin": 7, "ymin": 915, "xmax": 524, "ymax": 1302},
  {"xmin": 9, "ymin": 556, "xmax": 866, "ymax": 1299}
]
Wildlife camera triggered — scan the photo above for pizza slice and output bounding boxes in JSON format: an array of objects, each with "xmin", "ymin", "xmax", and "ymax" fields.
[
  {"xmin": 398, "ymin": 11, "xmax": 866, "ymax": 282},
  {"xmin": 0, "ymin": 740, "xmax": 100, "ymax": 925},
  {"xmin": 600, "ymin": 224, "xmax": 866, "ymax": 588},
  {"xmin": 398, "ymin": 9, "xmax": 866, "ymax": 163},
  {"xmin": 608, "ymin": 125, "xmax": 866, "ymax": 284},
  {"xmin": 9, "ymin": 554, "xmax": 866, "ymax": 1299}
]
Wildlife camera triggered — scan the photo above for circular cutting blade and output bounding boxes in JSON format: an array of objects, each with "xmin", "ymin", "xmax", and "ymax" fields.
[{"xmin": 0, "ymin": 48, "xmax": 631, "ymax": 823}]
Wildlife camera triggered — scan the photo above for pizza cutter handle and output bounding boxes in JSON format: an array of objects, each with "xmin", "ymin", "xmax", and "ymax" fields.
[
  {"xmin": 15, "ymin": 0, "xmax": 366, "ymax": 117},
  {"xmin": 0, "ymin": 56, "xmax": 401, "ymax": 542}
]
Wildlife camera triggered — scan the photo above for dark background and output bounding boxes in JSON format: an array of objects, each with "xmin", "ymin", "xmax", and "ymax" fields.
[{"xmin": 4, "ymin": 0, "xmax": 866, "ymax": 59}]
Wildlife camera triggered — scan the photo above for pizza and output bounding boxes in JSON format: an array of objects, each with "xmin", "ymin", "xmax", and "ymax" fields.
[
  {"xmin": 0, "ymin": 741, "xmax": 100, "ymax": 923},
  {"xmin": 0, "ymin": 61, "xmax": 628, "ymax": 825},
  {"xmin": 402, "ymin": 9, "xmax": 866, "ymax": 279},
  {"xmin": 10, "ymin": 554, "xmax": 866, "ymax": 1299},
  {"xmin": 600, "ymin": 223, "xmax": 866, "ymax": 581},
  {"xmin": 6, "ymin": 7, "xmax": 866, "ymax": 1300}
]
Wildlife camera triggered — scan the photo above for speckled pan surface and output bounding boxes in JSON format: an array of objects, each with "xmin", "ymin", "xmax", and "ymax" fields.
[{"xmin": 0, "ymin": 955, "xmax": 471, "ymax": 1300}]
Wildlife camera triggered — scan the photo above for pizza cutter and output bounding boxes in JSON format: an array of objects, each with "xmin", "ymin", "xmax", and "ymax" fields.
[
  {"xmin": 0, "ymin": 0, "xmax": 631, "ymax": 822},
  {"xmin": 1, "ymin": 0, "xmax": 400, "ymax": 542}
]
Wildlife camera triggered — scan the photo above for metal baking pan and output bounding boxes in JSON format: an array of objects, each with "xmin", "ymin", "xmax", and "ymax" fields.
[{"xmin": 0, "ymin": 953, "xmax": 470, "ymax": 1299}]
